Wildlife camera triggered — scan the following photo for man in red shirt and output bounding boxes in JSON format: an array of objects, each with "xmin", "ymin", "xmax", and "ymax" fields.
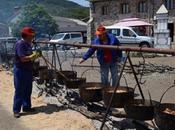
[{"xmin": 80, "ymin": 25, "xmax": 122, "ymax": 86}]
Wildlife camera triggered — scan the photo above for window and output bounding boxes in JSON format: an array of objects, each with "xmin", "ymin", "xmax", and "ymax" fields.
[
  {"xmin": 63, "ymin": 34, "xmax": 70, "ymax": 40},
  {"xmin": 71, "ymin": 33, "xmax": 82, "ymax": 38},
  {"xmin": 51, "ymin": 33, "xmax": 64, "ymax": 40},
  {"xmin": 121, "ymin": 3, "xmax": 130, "ymax": 14},
  {"xmin": 123, "ymin": 29, "xmax": 135, "ymax": 37},
  {"xmin": 138, "ymin": 2, "xmax": 147, "ymax": 13},
  {"xmin": 110, "ymin": 29, "xmax": 120, "ymax": 36},
  {"xmin": 102, "ymin": 6, "xmax": 109, "ymax": 15},
  {"xmin": 165, "ymin": 0, "xmax": 174, "ymax": 9}
]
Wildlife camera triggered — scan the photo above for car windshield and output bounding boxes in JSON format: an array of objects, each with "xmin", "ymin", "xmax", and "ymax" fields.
[
  {"xmin": 132, "ymin": 28, "xmax": 147, "ymax": 36},
  {"xmin": 51, "ymin": 34, "xmax": 65, "ymax": 40}
]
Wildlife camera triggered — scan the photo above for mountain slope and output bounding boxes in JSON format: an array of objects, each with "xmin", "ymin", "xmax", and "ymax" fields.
[{"xmin": 0, "ymin": 0, "xmax": 89, "ymax": 23}]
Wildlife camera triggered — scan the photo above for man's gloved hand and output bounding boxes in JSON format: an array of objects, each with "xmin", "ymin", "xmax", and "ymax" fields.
[
  {"xmin": 29, "ymin": 50, "xmax": 42, "ymax": 61},
  {"xmin": 36, "ymin": 50, "xmax": 42, "ymax": 57}
]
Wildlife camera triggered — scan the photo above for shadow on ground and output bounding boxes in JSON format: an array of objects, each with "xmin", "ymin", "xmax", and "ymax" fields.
[{"xmin": 20, "ymin": 104, "xmax": 66, "ymax": 116}]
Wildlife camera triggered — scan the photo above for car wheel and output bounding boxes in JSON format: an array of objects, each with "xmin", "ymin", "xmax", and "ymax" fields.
[{"xmin": 140, "ymin": 42, "xmax": 150, "ymax": 48}]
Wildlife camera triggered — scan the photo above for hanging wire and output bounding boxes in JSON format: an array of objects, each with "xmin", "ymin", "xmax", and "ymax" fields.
[{"xmin": 134, "ymin": 48, "xmax": 147, "ymax": 90}]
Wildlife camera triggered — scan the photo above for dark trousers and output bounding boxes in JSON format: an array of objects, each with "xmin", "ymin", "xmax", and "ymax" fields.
[{"xmin": 13, "ymin": 65, "xmax": 33, "ymax": 113}]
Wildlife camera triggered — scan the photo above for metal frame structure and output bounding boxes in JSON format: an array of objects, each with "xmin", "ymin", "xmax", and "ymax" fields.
[{"xmin": 34, "ymin": 41, "xmax": 175, "ymax": 130}]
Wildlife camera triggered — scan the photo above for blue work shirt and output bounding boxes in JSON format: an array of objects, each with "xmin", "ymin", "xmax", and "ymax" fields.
[
  {"xmin": 83, "ymin": 33, "xmax": 122, "ymax": 65},
  {"xmin": 14, "ymin": 39, "xmax": 33, "ymax": 70}
]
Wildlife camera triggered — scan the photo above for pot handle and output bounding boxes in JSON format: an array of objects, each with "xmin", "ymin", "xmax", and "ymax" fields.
[
  {"xmin": 70, "ymin": 44, "xmax": 77, "ymax": 71},
  {"xmin": 159, "ymin": 82, "xmax": 175, "ymax": 103},
  {"xmin": 148, "ymin": 90, "xmax": 153, "ymax": 106},
  {"xmin": 81, "ymin": 55, "xmax": 101, "ymax": 78},
  {"xmin": 81, "ymin": 68, "xmax": 100, "ymax": 78}
]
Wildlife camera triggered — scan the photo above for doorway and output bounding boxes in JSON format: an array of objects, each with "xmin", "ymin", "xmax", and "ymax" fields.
[{"xmin": 168, "ymin": 23, "xmax": 174, "ymax": 42}]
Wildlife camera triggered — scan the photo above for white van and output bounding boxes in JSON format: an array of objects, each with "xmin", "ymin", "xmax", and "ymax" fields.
[
  {"xmin": 50, "ymin": 32, "xmax": 83, "ymax": 43},
  {"xmin": 105, "ymin": 26, "xmax": 154, "ymax": 47},
  {"xmin": 50, "ymin": 32, "xmax": 83, "ymax": 50}
]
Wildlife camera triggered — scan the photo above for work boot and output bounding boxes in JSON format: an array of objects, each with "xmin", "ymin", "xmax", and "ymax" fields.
[
  {"xmin": 14, "ymin": 112, "xmax": 20, "ymax": 118},
  {"xmin": 23, "ymin": 108, "xmax": 36, "ymax": 113}
]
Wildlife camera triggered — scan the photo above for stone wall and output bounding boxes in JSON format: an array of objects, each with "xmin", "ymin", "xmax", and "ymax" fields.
[{"xmin": 88, "ymin": 0, "xmax": 175, "ymax": 44}]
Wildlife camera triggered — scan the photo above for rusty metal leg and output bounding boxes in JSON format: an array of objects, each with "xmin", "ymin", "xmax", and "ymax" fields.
[
  {"xmin": 54, "ymin": 45, "xmax": 62, "ymax": 71},
  {"xmin": 128, "ymin": 55, "xmax": 145, "ymax": 100},
  {"xmin": 100, "ymin": 51, "xmax": 130, "ymax": 130},
  {"xmin": 51, "ymin": 45, "xmax": 54, "ymax": 66},
  {"xmin": 51, "ymin": 44, "xmax": 57, "ymax": 70}
]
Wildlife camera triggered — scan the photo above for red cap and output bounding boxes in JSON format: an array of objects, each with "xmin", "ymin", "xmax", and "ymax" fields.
[
  {"xmin": 95, "ymin": 25, "xmax": 106, "ymax": 36},
  {"xmin": 21, "ymin": 27, "xmax": 35, "ymax": 36}
]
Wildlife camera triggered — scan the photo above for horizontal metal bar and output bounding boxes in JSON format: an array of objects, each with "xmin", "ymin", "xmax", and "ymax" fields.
[
  {"xmin": 71, "ymin": 64, "xmax": 100, "ymax": 68},
  {"xmin": 34, "ymin": 41, "xmax": 175, "ymax": 55}
]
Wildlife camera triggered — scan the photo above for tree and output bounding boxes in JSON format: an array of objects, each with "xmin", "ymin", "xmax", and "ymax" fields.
[{"xmin": 11, "ymin": 3, "xmax": 58, "ymax": 38}]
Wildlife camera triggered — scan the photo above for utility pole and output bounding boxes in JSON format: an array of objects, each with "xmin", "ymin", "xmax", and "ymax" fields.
[
  {"xmin": 147, "ymin": 0, "xmax": 152, "ymax": 35},
  {"xmin": 147, "ymin": 0, "xmax": 151, "ymax": 23}
]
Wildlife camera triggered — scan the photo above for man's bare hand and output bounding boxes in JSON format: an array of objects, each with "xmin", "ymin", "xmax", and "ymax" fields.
[{"xmin": 79, "ymin": 58, "xmax": 85, "ymax": 64}]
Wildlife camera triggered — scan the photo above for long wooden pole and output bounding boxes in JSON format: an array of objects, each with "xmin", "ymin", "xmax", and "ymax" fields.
[{"xmin": 35, "ymin": 41, "xmax": 175, "ymax": 55}]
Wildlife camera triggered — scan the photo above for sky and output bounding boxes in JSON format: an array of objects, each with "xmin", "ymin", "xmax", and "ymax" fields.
[{"xmin": 68, "ymin": 0, "xmax": 89, "ymax": 7}]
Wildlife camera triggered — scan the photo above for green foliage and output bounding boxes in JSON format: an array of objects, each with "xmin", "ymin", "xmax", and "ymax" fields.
[
  {"xmin": 58, "ymin": 7, "xmax": 89, "ymax": 20},
  {"xmin": 11, "ymin": 3, "xmax": 58, "ymax": 38},
  {"xmin": 0, "ymin": 0, "xmax": 89, "ymax": 23}
]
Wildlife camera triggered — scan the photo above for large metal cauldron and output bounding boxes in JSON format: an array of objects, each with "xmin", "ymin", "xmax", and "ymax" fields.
[
  {"xmin": 56, "ymin": 71, "xmax": 77, "ymax": 84},
  {"xmin": 124, "ymin": 99, "xmax": 158, "ymax": 120},
  {"xmin": 155, "ymin": 103, "xmax": 175, "ymax": 130},
  {"xmin": 79, "ymin": 82, "xmax": 103, "ymax": 102},
  {"xmin": 154, "ymin": 85, "xmax": 175, "ymax": 130},
  {"xmin": 64, "ymin": 77, "xmax": 86, "ymax": 89},
  {"xmin": 32, "ymin": 61, "xmax": 40, "ymax": 77},
  {"xmin": 38, "ymin": 66, "xmax": 48, "ymax": 81},
  {"xmin": 103, "ymin": 86, "xmax": 134, "ymax": 108}
]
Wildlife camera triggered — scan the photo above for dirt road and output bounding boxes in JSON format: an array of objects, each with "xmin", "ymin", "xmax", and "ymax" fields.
[{"xmin": 0, "ymin": 70, "xmax": 96, "ymax": 130}]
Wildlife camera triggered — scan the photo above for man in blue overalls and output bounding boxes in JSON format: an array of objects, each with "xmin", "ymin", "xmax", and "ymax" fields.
[
  {"xmin": 79, "ymin": 25, "xmax": 122, "ymax": 87},
  {"xmin": 13, "ymin": 27, "xmax": 41, "ymax": 118}
]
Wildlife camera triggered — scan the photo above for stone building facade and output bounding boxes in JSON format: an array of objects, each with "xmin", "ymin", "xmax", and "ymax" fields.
[{"xmin": 88, "ymin": 0, "xmax": 175, "ymax": 44}]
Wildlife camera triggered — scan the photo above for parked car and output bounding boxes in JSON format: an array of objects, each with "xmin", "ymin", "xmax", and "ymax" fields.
[
  {"xmin": 0, "ymin": 37, "xmax": 17, "ymax": 54},
  {"xmin": 0, "ymin": 37, "xmax": 17, "ymax": 64},
  {"xmin": 49, "ymin": 32, "xmax": 83, "ymax": 50},
  {"xmin": 105, "ymin": 26, "xmax": 154, "ymax": 47},
  {"xmin": 34, "ymin": 37, "xmax": 50, "ymax": 50}
]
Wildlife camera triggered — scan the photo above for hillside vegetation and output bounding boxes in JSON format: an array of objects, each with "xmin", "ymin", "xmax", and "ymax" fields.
[{"xmin": 0, "ymin": 0, "xmax": 89, "ymax": 23}]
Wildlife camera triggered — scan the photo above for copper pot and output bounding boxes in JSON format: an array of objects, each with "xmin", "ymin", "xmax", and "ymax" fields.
[
  {"xmin": 38, "ymin": 66, "xmax": 48, "ymax": 80},
  {"xmin": 103, "ymin": 86, "xmax": 134, "ymax": 108},
  {"xmin": 65, "ymin": 77, "xmax": 86, "ymax": 89},
  {"xmin": 79, "ymin": 82, "xmax": 103, "ymax": 102},
  {"xmin": 155, "ymin": 103, "xmax": 175, "ymax": 130},
  {"xmin": 56, "ymin": 71, "xmax": 77, "ymax": 84},
  {"xmin": 32, "ymin": 61, "xmax": 40, "ymax": 77},
  {"xmin": 124, "ymin": 99, "xmax": 158, "ymax": 120}
]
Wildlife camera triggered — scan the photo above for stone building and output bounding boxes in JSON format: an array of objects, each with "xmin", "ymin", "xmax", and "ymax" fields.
[{"xmin": 88, "ymin": 0, "xmax": 175, "ymax": 44}]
